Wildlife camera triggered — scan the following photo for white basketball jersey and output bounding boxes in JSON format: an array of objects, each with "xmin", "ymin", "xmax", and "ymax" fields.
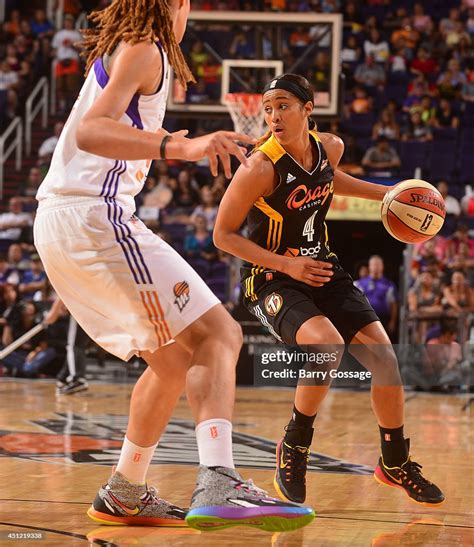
[{"xmin": 37, "ymin": 44, "xmax": 170, "ymax": 211}]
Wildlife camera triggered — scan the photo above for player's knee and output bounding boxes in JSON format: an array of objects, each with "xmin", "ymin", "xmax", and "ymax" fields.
[
  {"xmin": 296, "ymin": 324, "xmax": 344, "ymax": 348},
  {"xmin": 221, "ymin": 316, "xmax": 243, "ymax": 355}
]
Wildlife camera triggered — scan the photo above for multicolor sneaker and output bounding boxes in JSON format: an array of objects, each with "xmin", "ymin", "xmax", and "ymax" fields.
[
  {"xmin": 185, "ymin": 466, "xmax": 315, "ymax": 532},
  {"xmin": 274, "ymin": 439, "xmax": 310, "ymax": 503},
  {"xmin": 374, "ymin": 441, "xmax": 445, "ymax": 506},
  {"xmin": 87, "ymin": 471, "xmax": 187, "ymax": 526}
]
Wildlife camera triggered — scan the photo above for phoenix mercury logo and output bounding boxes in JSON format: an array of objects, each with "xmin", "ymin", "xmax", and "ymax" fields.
[
  {"xmin": 173, "ymin": 281, "xmax": 190, "ymax": 312},
  {"xmin": 286, "ymin": 182, "xmax": 333, "ymax": 210},
  {"xmin": 0, "ymin": 413, "xmax": 374, "ymax": 474}
]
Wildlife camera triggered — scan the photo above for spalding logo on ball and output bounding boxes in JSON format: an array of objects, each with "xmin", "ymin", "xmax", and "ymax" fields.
[{"xmin": 381, "ymin": 179, "xmax": 446, "ymax": 244}]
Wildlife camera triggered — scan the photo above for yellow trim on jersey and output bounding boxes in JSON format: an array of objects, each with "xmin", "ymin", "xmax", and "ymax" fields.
[
  {"xmin": 323, "ymin": 221, "xmax": 337, "ymax": 258},
  {"xmin": 254, "ymin": 197, "xmax": 283, "ymax": 253},
  {"xmin": 258, "ymin": 131, "xmax": 321, "ymax": 165},
  {"xmin": 257, "ymin": 134, "xmax": 286, "ymax": 164}
]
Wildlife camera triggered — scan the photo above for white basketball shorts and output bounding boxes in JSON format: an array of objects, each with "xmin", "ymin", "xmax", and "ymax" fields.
[{"xmin": 34, "ymin": 196, "xmax": 220, "ymax": 361}]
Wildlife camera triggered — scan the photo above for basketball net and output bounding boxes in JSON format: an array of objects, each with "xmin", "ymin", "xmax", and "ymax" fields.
[{"xmin": 223, "ymin": 93, "xmax": 265, "ymax": 139}]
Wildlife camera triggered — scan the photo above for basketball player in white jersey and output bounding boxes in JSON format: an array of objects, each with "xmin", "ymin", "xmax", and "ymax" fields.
[{"xmin": 34, "ymin": 0, "xmax": 315, "ymax": 532}]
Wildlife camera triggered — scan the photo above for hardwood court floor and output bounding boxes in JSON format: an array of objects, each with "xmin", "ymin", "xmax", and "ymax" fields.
[{"xmin": 0, "ymin": 380, "xmax": 472, "ymax": 546}]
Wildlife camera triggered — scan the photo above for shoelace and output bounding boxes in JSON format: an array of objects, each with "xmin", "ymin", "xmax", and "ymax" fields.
[
  {"xmin": 285, "ymin": 445, "xmax": 310, "ymax": 483},
  {"xmin": 239, "ymin": 478, "xmax": 268, "ymax": 498},
  {"xmin": 140, "ymin": 486, "xmax": 162, "ymax": 506},
  {"xmin": 402, "ymin": 460, "xmax": 430, "ymax": 489}
]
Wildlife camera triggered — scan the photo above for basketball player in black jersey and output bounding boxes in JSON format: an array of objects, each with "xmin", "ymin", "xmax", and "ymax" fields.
[{"xmin": 214, "ymin": 74, "xmax": 444, "ymax": 508}]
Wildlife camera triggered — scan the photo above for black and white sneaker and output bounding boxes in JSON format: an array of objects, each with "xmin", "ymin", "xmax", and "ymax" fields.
[{"xmin": 59, "ymin": 377, "xmax": 89, "ymax": 395}]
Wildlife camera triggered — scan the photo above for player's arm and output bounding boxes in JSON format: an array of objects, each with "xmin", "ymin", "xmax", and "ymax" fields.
[
  {"xmin": 319, "ymin": 132, "xmax": 389, "ymax": 201},
  {"xmin": 76, "ymin": 42, "xmax": 253, "ymax": 177},
  {"xmin": 43, "ymin": 297, "xmax": 67, "ymax": 325},
  {"xmin": 214, "ymin": 153, "xmax": 334, "ymax": 287}
]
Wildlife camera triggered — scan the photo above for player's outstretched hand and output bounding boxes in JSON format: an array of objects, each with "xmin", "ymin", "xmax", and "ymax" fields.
[
  {"xmin": 283, "ymin": 257, "xmax": 334, "ymax": 287},
  {"xmin": 176, "ymin": 131, "xmax": 256, "ymax": 178}
]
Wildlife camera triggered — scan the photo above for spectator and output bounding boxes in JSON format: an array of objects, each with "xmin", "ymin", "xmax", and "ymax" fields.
[
  {"xmin": 354, "ymin": 54, "xmax": 386, "ymax": 90},
  {"xmin": 346, "ymin": 85, "xmax": 373, "ymax": 114},
  {"xmin": 390, "ymin": 17, "xmax": 420, "ymax": 52},
  {"xmin": 52, "ymin": 14, "xmax": 83, "ymax": 112},
  {"xmin": 289, "ymin": 26, "xmax": 311, "ymax": 56},
  {"xmin": 187, "ymin": 79, "xmax": 211, "ymax": 104},
  {"xmin": 4, "ymin": 10, "xmax": 21, "ymax": 37},
  {"xmin": 442, "ymin": 271, "xmax": 474, "ymax": 316},
  {"xmin": 0, "ymin": 300, "xmax": 58, "ymax": 378},
  {"xmin": 38, "ymin": 122, "xmax": 64, "ymax": 166},
  {"xmin": 389, "ymin": 44, "xmax": 408, "ymax": 73},
  {"xmin": 0, "ymin": 59, "xmax": 19, "ymax": 91},
  {"xmin": 437, "ymin": 181, "xmax": 461, "ymax": 217},
  {"xmin": 439, "ymin": 8, "xmax": 462, "ymax": 39},
  {"xmin": 432, "ymin": 98, "xmax": 460, "ymax": 129},
  {"xmin": 354, "ymin": 255, "xmax": 398, "ymax": 339},
  {"xmin": 0, "ymin": 198, "xmax": 33, "ymax": 243},
  {"xmin": 341, "ymin": 35, "xmax": 362, "ymax": 65},
  {"xmin": 403, "ymin": 76, "xmax": 432, "ymax": 113},
  {"xmin": 229, "ymin": 31, "xmax": 255, "ymax": 59},
  {"xmin": 7, "ymin": 243, "xmax": 30, "ymax": 280},
  {"xmin": 210, "ymin": 173, "xmax": 227, "ymax": 202},
  {"xmin": 449, "ymin": 223, "xmax": 474, "ymax": 259},
  {"xmin": 413, "ymin": 236, "xmax": 449, "ymax": 271},
  {"xmin": 343, "ymin": 1, "xmax": 364, "ymax": 34},
  {"xmin": 30, "ymin": 9, "xmax": 54, "ymax": 38},
  {"xmin": 363, "ymin": 29, "xmax": 390, "ymax": 64},
  {"xmin": 408, "ymin": 271, "xmax": 443, "ymax": 315},
  {"xmin": 22, "ymin": 167, "xmax": 43, "ymax": 198},
  {"xmin": 19, "ymin": 255, "xmax": 47, "ymax": 301},
  {"xmin": 339, "ymin": 135, "xmax": 364, "ymax": 175},
  {"xmin": 409, "ymin": 322, "xmax": 466, "ymax": 392},
  {"xmin": 362, "ymin": 136, "xmax": 401, "ymax": 176},
  {"xmin": 174, "ymin": 169, "xmax": 199, "ymax": 208},
  {"xmin": 189, "ymin": 40, "xmax": 209, "ymax": 72},
  {"xmin": 401, "ymin": 111, "xmax": 433, "ymax": 142},
  {"xmin": 418, "ymin": 95, "xmax": 437, "ymax": 125},
  {"xmin": 445, "ymin": 21, "xmax": 471, "ymax": 49},
  {"xmin": 310, "ymin": 51, "xmax": 331, "ymax": 93},
  {"xmin": 410, "ymin": 47, "xmax": 438, "ymax": 77},
  {"xmin": 372, "ymin": 109, "xmax": 400, "ymax": 141},
  {"xmin": 461, "ymin": 68, "xmax": 474, "ymax": 102},
  {"xmin": 190, "ymin": 185, "xmax": 219, "ymax": 229},
  {"xmin": 184, "ymin": 214, "xmax": 217, "ymax": 261},
  {"xmin": 408, "ymin": 271, "xmax": 443, "ymax": 342},
  {"xmin": 0, "ymin": 283, "xmax": 22, "ymax": 337},
  {"xmin": 412, "ymin": 3, "xmax": 433, "ymax": 34}
]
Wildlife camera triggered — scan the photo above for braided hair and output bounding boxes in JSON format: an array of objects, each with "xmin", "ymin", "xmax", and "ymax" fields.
[{"xmin": 81, "ymin": 0, "xmax": 194, "ymax": 88}]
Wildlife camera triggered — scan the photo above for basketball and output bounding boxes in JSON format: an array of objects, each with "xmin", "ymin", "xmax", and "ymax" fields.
[{"xmin": 381, "ymin": 179, "xmax": 446, "ymax": 244}]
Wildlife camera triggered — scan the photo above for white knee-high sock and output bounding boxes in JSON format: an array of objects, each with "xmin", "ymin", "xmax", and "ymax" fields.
[
  {"xmin": 116, "ymin": 436, "xmax": 158, "ymax": 484},
  {"xmin": 195, "ymin": 418, "xmax": 235, "ymax": 469}
]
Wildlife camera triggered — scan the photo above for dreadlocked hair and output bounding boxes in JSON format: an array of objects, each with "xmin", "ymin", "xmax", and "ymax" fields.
[{"xmin": 81, "ymin": 0, "xmax": 195, "ymax": 88}]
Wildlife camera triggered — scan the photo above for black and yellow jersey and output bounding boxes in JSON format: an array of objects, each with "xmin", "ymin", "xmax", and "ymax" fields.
[{"xmin": 241, "ymin": 130, "xmax": 339, "ymax": 302}]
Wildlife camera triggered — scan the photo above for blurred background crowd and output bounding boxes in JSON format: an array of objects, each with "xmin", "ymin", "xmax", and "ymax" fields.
[{"xmin": 0, "ymin": 0, "xmax": 472, "ymax": 391}]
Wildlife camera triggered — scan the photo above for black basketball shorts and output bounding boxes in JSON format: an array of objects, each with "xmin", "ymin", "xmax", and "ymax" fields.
[{"xmin": 246, "ymin": 270, "xmax": 379, "ymax": 345}]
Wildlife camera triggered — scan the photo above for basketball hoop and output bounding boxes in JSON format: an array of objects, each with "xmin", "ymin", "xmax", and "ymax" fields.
[{"xmin": 223, "ymin": 93, "xmax": 265, "ymax": 138}]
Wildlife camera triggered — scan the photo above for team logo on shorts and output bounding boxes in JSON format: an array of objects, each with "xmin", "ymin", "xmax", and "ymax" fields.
[
  {"xmin": 173, "ymin": 281, "xmax": 190, "ymax": 312},
  {"xmin": 264, "ymin": 292, "xmax": 283, "ymax": 316}
]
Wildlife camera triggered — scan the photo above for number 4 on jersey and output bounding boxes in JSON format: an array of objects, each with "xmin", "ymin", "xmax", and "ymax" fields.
[{"xmin": 303, "ymin": 210, "xmax": 318, "ymax": 242}]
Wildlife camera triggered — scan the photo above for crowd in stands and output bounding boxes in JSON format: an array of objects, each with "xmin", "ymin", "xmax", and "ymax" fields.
[{"xmin": 0, "ymin": 0, "xmax": 473, "ymax": 390}]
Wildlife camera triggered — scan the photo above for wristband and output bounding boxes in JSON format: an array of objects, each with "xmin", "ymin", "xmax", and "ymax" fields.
[{"xmin": 160, "ymin": 135, "xmax": 172, "ymax": 160}]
